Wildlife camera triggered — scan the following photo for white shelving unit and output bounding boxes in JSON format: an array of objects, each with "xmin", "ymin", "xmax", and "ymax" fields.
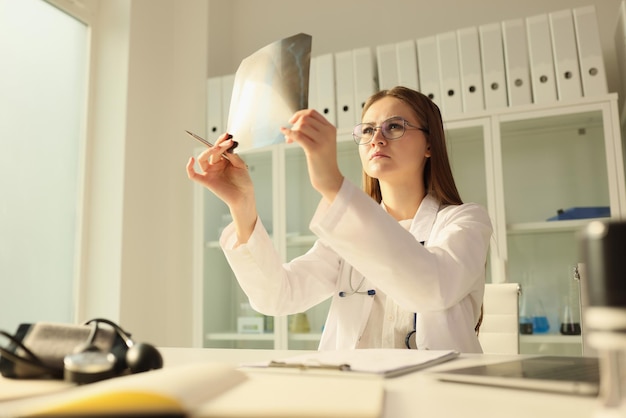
[
  {"xmin": 193, "ymin": 93, "xmax": 626, "ymax": 353},
  {"xmin": 450, "ymin": 94, "xmax": 625, "ymax": 354}
]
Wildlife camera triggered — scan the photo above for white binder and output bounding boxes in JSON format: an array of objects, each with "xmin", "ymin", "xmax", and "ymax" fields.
[
  {"xmin": 207, "ymin": 76, "xmax": 223, "ymax": 137},
  {"xmin": 352, "ymin": 47, "xmax": 377, "ymax": 118},
  {"xmin": 573, "ymin": 5, "xmax": 608, "ymax": 97},
  {"xmin": 526, "ymin": 14, "xmax": 557, "ymax": 104},
  {"xmin": 417, "ymin": 36, "xmax": 441, "ymax": 107},
  {"xmin": 376, "ymin": 41, "xmax": 418, "ymax": 92},
  {"xmin": 479, "ymin": 23, "xmax": 508, "ymax": 109},
  {"xmin": 221, "ymin": 74, "xmax": 235, "ymax": 135},
  {"xmin": 457, "ymin": 26, "xmax": 485, "ymax": 113},
  {"xmin": 436, "ymin": 31, "xmax": 463, "ymax": 116},
  {"xmin": 311, "ymin": 53, "xmax": 337, "ymax": 126},
  {"xmin": 502, "ymin": 19, "xmax": 532, "ymax": 106},
  {"xmin": 376, "ymin": 43, "xmax": 399, "ymax": 91},
  {"xmin": 549, "ymin": 9, "xmax": 583, "ymax": 101},
  {"xmin": 335, "ymin": 50, "xmax": 357, "ymax": 130},
  {"xmin": 395, "ymin": 40, "xmax": 419, "ymax": 90}
]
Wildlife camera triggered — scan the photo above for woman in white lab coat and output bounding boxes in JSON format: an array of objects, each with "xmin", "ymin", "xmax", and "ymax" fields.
[{"xmin": 186, "ymin": 86, "xmax": 492, "ymax": 353}]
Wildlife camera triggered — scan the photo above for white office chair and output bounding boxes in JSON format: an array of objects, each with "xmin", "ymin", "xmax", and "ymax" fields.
[{"xmin": 478, "ymin": 283, "xmax": 521, "ymax": 354}]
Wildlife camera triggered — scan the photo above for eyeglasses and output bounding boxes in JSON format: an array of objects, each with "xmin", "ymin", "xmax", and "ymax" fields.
[{"xmin": 352, "ymin": 117, "xmax": 429, "ymax": 145}]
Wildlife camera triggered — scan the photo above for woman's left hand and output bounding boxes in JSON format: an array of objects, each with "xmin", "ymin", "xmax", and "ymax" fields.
[{"xmin": 281, "ymin": 109, "xmax": 344, "ymax": 201}]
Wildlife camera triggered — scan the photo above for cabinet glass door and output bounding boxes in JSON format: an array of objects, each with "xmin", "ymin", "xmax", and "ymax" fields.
[
  {"xmin": 500, "ymin": 110, "xmax": 609, "ymax": 225},
  {"xmin": 283, "ymin": 138, "xmax": 362, "ymax": 349},
  {"xmin": 499, "ymin": 107, "xmax": 609, "ymax": 354},
  {"xmin": 445, "ymin": 123, "xmax": 489, "ymax": 210},
  {"xmin": 445, "ymin": 120, "xmax": 494, "ymax": 283},
  {"xmin": 203, "ymin": 148, "xmax": 275, "ymax": 349}
]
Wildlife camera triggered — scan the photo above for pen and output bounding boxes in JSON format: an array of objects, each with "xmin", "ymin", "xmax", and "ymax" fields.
[{"xmin": 185, "ymin": 130, "xmax": 235, "ymax": 161}]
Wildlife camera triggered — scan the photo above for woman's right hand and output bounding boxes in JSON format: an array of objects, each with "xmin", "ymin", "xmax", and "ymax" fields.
[{"xmin": 186, "ymin": 133, "xmax": 257, "ymax": 243}]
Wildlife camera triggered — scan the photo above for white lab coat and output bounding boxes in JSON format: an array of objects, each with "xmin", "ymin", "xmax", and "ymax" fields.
[{"xmin": 221, "ymin": 179, "xmax": 493, "ymax": 353}]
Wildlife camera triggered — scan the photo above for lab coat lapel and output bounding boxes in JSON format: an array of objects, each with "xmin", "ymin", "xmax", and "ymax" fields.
[{"xmin": 410, "ymin": 194, "xmax": 440, "ymax": 245}]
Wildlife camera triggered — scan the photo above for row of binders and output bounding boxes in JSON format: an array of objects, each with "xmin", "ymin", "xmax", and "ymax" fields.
[{"xmin": 208, "ymin": 5, "xmax": 608, "ymax": 135}]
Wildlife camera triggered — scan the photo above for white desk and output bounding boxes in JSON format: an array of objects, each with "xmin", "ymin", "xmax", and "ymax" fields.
[
  {"xmin": 0, "ymin": 347, "xmax": 602, "ymax": 418},
  {"xmin": 159, "ymin": 347, "xmax": 600, "ymax": 418}
]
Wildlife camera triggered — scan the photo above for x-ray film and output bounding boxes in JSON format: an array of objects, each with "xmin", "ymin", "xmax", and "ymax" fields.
[{"xmin": 227, "ymin": 33, "xmax": 312, "ymax": 152}]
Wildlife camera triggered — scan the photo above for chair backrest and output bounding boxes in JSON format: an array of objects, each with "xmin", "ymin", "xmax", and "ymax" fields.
[{"xmin": 478, "ymin": 283, "xmax": 521, "ymax": 354}]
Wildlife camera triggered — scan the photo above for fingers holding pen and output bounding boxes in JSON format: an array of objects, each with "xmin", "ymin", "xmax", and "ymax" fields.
[
  {"xmin": 188, "ymin": 133, "xmax": 247, "ymax": 181},
  {"xmin": 214, "ymin": 132, "xmax": 240, "ymax": 153},
  {"xmin": 192, "ymin": 133, "xmax": 242, "ymax": 168},
  {"xmin": 217, "ymin": 135, "xmax": 248, "ymax": 171},
  {"xmin": 208, "ymin": 133, "xmax": 237, "ymax": 164}
]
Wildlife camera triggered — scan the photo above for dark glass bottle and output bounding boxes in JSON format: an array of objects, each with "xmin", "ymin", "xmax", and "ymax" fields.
[
  {"xmin": 519, "ymin": 285, "xmax": 534, "ymax": 335},
  {"xmin": 559, "ymin": 264, "xmax": 581, "ymax": 336}
]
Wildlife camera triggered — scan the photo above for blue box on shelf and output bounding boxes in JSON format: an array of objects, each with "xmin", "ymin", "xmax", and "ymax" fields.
[{"xmin": 547, "ymin": 206, "xmax": 610, "ymax": 221}]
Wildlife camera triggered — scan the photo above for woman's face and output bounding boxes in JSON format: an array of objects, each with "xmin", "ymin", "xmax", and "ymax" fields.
[{"xmin": 358, "ymin": 96, "xmax": 430, "ymax": 184}]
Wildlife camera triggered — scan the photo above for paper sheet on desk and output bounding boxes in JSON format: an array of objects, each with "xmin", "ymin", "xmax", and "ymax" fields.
[
  {"xmin": 227, "ymin": 33, "xmax": 311, "ymax": 152},
  {"xmin": 1, "ymin": 362, "xmax": 384, "ymax": 418},
  {"xmin": 242, "ymin": 349, "xmax": 460, "ymax": 378},
  {"xmin": 0, "ymin": 363, "xmax": 246, "ymax": 418}
]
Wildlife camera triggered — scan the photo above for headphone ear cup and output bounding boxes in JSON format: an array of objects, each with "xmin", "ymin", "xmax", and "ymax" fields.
[{"xmin": 125, "ymin": 343, "xmax": 163, "ymax": 374}]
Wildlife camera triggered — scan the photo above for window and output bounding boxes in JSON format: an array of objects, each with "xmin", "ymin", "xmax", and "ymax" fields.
[{"xmin": 0, "ymin": 0, "xmax": 88, "ymax": 331}]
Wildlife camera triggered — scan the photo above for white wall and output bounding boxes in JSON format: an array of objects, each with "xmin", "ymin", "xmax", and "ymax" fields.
[
  {"xmin": 208, "ymin": 0, "xmax": 623, "ymax": 95},
  {"xmin": 79, "ymin": 0, "xmax": 208, "ymax": 346}
]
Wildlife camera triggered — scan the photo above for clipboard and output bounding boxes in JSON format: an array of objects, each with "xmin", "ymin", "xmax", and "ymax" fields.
[{"xmin": 242, "ymin": 348, "xmax": 459, "ymax": 378}]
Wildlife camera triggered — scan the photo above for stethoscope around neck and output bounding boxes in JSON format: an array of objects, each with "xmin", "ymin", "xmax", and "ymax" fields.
[
  {"xmin": 337, "ymin": 273, "xmax": 376, "ymax": 297},
  {"xmin": 337, "ymin": 241, "xmax": 425, "ymax": 299},
  {"xmin": 336, "ymin": 261, "xmax": 417, "ymax": 349},
  {"xmin": 405, "ymin": 313, "xmax": 418, "ymax": 349},
  {"xmin": 337, "ymin": 260, "xmax": 376, "ymax": 297},
  {"xmin": 337, "ymin": 240, "xmax": 425, "ymax": 349}
]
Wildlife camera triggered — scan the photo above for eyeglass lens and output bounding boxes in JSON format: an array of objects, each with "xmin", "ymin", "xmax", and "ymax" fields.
[{"xmin": 353, "ymin": 117, "xmax": 408, "ymax": 144}]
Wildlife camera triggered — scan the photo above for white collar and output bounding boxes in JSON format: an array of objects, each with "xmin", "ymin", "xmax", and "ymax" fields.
[
  {"xmin": 380, "ymin": 194, "xmax": 440, "ymax": 243},
  {"xmin": 409, "ymin": 194, "xmax": 441, "ymax": 244}
]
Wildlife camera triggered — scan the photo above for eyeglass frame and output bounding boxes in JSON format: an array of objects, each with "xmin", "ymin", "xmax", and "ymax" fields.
[{"xmin": 352, "ymin": 116, "xmax": 429, "ymax": 145}]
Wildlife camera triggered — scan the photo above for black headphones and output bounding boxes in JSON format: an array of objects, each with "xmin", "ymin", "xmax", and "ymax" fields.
[
  {"xmin": 63, "ymin": 318, "xmax": 163, "ymax": 384},
  {"xmin": 0, "ymin": 318, "xmax": 162, "ymax": 384}
]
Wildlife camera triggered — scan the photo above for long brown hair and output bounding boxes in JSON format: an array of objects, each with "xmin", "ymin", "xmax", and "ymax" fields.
[{"xmin": 361, "ymin": 86, "xmax": 463, "ymax": 206}]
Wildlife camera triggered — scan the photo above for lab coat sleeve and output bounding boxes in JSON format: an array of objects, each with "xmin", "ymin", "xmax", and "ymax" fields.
[
  {"xmin": 310, "ymin": 179, "xmax": 492, "ymax": 313},
  {"xmin": 220, "ymin": 218, "xmax": 338, "ymax": 316}
]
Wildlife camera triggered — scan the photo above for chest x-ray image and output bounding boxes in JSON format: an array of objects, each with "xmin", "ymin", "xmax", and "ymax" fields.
[{"xmin": 227, "ymin": 33, "xmax": 312, "ymax": 152}]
